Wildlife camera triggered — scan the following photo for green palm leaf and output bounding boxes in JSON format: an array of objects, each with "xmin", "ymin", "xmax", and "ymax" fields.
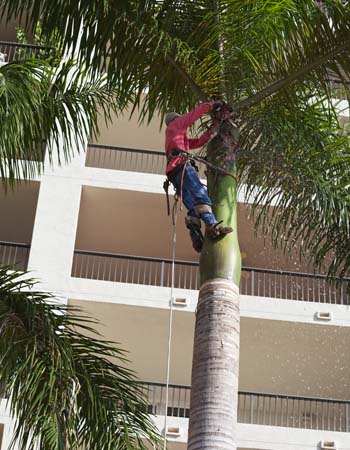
[
  {"xmin": 0, "ymin": 268, "xmax": 162, "ymax": 449},
  {"xmin": 0, "ymin": 58, "xmax": 120, "ymax": 187},
  {"xmin": 238, "ymin": 90, "xmax": 350, "ymax": 279}
]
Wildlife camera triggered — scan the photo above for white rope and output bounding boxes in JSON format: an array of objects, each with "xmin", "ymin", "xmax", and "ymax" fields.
[{"xmin": 163, "ymin": 201, "xmax": 178, "ymax": 449}]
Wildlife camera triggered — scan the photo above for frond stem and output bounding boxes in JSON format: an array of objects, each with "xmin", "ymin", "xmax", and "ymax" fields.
[
  {"xmin": 235, "ymin": 40, "xmax": 350, "ymax": 111},
  {"xmin": 166, "ymin": 54, "xmax": 208, "ymax": 102}
]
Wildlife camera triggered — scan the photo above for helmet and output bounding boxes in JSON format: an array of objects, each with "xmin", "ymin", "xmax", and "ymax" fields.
[{"xmin": 165, "ymin": 112, "xmax": 180, "ymax": 125}]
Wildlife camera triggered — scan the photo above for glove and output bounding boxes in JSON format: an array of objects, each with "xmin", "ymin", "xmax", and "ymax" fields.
[{"xmin": 212, "ymin": 100, "xmax": 225, "ymax": 113}]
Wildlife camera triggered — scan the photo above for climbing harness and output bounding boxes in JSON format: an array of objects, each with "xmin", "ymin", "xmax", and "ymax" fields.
[
  {"xmin": 187, "ymin": 152, "xmax": 238, "ymax": 183},
  {"xmin": 166, "ymin": 149, "xmax": 238, "ymax": 189},
  {"xmin": 163, "ymin": 147, "xmax": 238, "ymax": 217}
]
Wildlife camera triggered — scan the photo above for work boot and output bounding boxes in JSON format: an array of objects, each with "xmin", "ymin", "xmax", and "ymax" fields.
[
  {"xmin": 191, "ymin": 235, "xmax": 203, "ymax": 253},
  {"xmin": 189, "ymin": 225, "xmax": 204, "ymax": 253},
  {"xmin": 206, "ymin": 223, "xmax": 233, "ymax": 240},
  {"xmin": 186, "ymin": 216, "xmax": 204, "ymax": 253}
]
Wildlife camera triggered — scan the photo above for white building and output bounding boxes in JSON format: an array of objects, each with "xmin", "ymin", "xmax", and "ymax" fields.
[{"xmin": 1, "ymin": 34, "xmax": 350, "ymax": 450}]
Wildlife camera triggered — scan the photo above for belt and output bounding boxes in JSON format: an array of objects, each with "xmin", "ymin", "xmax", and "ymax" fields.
[{"xmin": 166, "ymin": 148, "xmax": 188, "ymax": 163}]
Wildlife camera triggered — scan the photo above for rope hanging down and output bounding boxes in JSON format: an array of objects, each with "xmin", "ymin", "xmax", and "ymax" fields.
[{"xmin": 163, "ymin": 199, "xmax": 178, "ymax": 449}]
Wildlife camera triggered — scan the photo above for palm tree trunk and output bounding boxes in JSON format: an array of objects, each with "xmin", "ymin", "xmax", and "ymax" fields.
[{"xmin": 188, "ymin": 121, "xmax": 241, "ymax": 450}]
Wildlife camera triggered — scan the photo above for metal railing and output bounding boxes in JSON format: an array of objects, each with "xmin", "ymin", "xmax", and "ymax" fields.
[
  {"xmin": 72, "ymin": 250, "xmax": 350, "ymax": 304},
  {"xmin": 328, "ymin": 78, "xmax": 350, "ymax": 100},
  {"xmin": 0, "ymin": 241, "xmax": 30, "ymax": 270},
  {"xmin": 0, "ymin": 41, "xmax": 53, "ymax": 63},
  {"xmin": 241, "ymin": 266, "xmax": 350, "ymax": 304},
  {"xmin": 72, "ymin": 250, "xmax": 200, "ymax": 290},
  {"xmin": 140, "ymin": 382, "xmax": 350, "ymax": 432},
  {"xmin": 86, "ymin": 144, "xmax": 206, "ymax": 177},
  {"xmin": 86, "ymin": 144, "xmax": 166, "ymax": 174}
]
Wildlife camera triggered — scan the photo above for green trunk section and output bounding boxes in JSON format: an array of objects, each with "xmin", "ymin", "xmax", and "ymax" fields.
[{"xmin": 200, "ymin": 121, "xmax": 242, "ymax": 286}]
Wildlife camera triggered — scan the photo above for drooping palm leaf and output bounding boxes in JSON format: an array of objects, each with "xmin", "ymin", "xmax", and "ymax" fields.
[
  {"xmin": 2, "ymin": 1, "xmax": 350, "ymax": 111},
  {"xmin": 0, "ymin": 58, "xmax": 120, "ymax": 186},
  {"xmin": 238, "ymin": 89, "xmax": 350, "ymax": 279},
  {"xmin": 0, "ymin": 268, "xmax": 162, "ymax": 450}
]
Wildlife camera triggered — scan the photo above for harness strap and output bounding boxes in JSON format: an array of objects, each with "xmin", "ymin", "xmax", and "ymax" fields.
[
  {"xmin": 171, "ymin": 149, "xmax": 238, "ymax": 184},
  {"xmin": 163, "ymin": 179, "xmax": 171, "ymax": 216},
  {"xmin": 193, "ymin": 154, "xmax": 238, "ymax": 184},
  {"xmin": 179, "ymin": 159, "xmax": 189, "ymax": 211}
]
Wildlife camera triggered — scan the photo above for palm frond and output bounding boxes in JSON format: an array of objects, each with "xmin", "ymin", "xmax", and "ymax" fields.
[
  {"xmin": 0, "ymin": 59, "xmax": 120, "ymax": 187},
  {"xmin": 0, "ymin": 268, "xmax": 162, "ymax": 450},
  {"xmin": 238, "ymin": 90, "xmax": 350, "ymax": 279},
  {"xmin": 3, "ymin": 1, "xmax": 350, "ymax": 117}
]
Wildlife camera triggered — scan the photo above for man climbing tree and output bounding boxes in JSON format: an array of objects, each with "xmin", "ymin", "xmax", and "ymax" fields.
[
  {"xmin": 2, "ymin": 1, "xmax": 350, "ymax": 449},
  {"xmin": 165, "ymin": 101, "xmax": 233, "ymax": 252}
]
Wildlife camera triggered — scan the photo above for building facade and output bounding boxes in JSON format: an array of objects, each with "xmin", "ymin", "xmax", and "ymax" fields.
[{"xmin": 1, "ymin": 37, "xmax": 350, "ymax": 450}]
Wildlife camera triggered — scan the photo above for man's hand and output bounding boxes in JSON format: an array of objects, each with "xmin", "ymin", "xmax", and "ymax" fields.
[
  {"xmin": 212, "ymin": 101, "xmax": 235, "ymax": 122},
  {"xmin": 212, "ymin": 100, "xmax": 225, "ymax": 115}
]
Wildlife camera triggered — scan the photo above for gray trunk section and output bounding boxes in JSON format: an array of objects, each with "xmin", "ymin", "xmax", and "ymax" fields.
[{"xmin": 188, "ymin": 278, "xmax": 240, "ymax": 450}]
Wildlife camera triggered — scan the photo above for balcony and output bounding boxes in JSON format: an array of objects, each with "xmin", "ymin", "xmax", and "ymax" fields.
[
  {"xmin": 71, "ymin": 250, "xmax": 350, "ymax": 305},
  {"xmin": 141, "ymin": 382, "xmax": 350, "ymax": 433},
  {"xmin": 0, "ymin": 41, "xmax": 53, "ymax": 64},
  {"xmin": 0, "ymin": 241, "xmax": 30, "ymax": 270},
  {"xmin": 86, "ymin": 144, "xmax": 166, "ymax": 174},
  {"xmin": 86, "ymin": 143, "xmax": 206, "ymax": 177},
  {"xmin": 0, "ymin": 182, "xmax": 39, "ymax": 268}
]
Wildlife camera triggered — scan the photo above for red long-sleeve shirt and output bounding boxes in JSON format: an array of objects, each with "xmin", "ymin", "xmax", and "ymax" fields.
[{"xmin": 165, "ymin": 102, "xmax": 214, "ymax": 175}]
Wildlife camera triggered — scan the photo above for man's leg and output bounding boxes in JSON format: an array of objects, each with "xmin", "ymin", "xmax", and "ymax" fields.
[
  {"xmin": 181, "ymin": 165, "xmax": 233, "ymax": 239},
  {"xmin": 169, "ymin": 165, "xmax": 204, "ymax": 252}
]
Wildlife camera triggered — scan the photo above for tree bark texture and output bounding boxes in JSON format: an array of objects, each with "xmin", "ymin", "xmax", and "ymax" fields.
[
  {"xmin": 188, "ymin": 120, "xmax": 241, "ymax": 449},
  {"xmin": 188, "ymin": 279, "xmax": 240, "ymax": 450}
]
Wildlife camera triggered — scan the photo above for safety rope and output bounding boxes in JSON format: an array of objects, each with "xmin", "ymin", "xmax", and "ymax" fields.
[
  {"xmin": 163, "ymin": 198, "xmax": 178, "ymax": 449},
  {"xmin": 191, "ymin": 153, "xmax": 238, "ymax": 184}
]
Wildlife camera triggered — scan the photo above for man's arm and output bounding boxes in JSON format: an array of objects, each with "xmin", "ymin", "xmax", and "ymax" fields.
[
  {"xmin": 173, "ymin": 102, "xmax": 214, "ymax": 131},
  {"xmin": 188, "ymin": 130, "xmax": 213, "ymax": 149},
  {"xmin": 188, "ymin": 121, "xmax": 220, "ymax": 149}
]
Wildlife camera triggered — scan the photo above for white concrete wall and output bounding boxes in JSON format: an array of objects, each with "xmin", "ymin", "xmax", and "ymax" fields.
[
  {"xmin": 57, "ymin": 276, "xmax": 350, "ymax": 327},
  {"xmin": 0, "ymin": 402, "xmax": 17, "ymax": 450}
]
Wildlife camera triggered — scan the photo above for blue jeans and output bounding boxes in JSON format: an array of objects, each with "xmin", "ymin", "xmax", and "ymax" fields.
[{"xmin": 170, "ymin": 164, "xmax": 217, "ymax": 225}]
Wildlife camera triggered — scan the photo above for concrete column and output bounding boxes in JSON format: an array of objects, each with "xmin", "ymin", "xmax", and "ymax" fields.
[{"xmin": 27, "ymin": 151, "xmax": 85, "ymax": 296}]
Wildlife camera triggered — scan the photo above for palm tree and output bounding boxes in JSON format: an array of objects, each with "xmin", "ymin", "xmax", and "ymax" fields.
[
  {"xmin": 2, "ymin": 0, "xmax": 350, "ymax": 448},
  {"xmin": 0, "ymin": 268, "xmax": 162, "ymax": 449}
]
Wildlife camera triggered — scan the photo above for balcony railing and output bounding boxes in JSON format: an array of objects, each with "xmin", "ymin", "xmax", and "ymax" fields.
[
  {"xmin": 0, "ymin": 241, "xmax": 30, "ymax": 270},
  {"xmin": 72, "ymin": 250, "xmax": 201, "ymax": 290},
  {"xmin": 0, "ymin": 41, "xmax": 53, "ymax": 64},
  {"xmin": 86, "ymin": 144, "xmax": 206, "ymax": 178},
  {"xmin": 140, "ymin": 382, "xmax": 350, "ymax": 432},
  {"xmin": 86, "ymin": 144, "xmax": 165, "ymax": 174},
  {"xmin": 328, "ymin": 78, "xmax": 350, "ymax": 101},
  {"xmin": 72, "ymin": 250, "xmax": 350, "ymax": 304}
]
